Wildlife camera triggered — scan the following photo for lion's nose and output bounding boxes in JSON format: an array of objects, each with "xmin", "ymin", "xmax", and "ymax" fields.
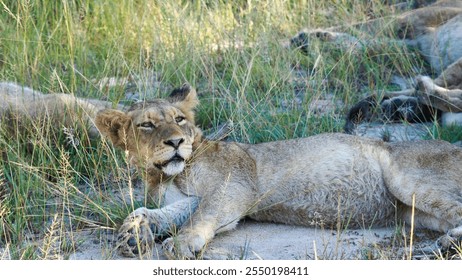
[{"xmin": 164, "ymin": 138, "xmax": 184, "ymax": 149}]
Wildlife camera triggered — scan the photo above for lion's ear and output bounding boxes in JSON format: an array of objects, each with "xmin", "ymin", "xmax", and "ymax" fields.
[
  {"xmin": 95, "ymin": 109, "xmax": 132, "ymax": 148},
  {"xmin": 168, "ymin": 83, "xmax": 199, "ymax": 121}
]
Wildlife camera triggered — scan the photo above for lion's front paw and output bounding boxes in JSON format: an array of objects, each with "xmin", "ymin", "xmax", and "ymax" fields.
[
  {"xmin": 116, "ymin": 207, "xmax": 157, "ymax": 257},
  {"xmin": 162, "ymin": 234, "xmax": 206, "ymax": 259}
]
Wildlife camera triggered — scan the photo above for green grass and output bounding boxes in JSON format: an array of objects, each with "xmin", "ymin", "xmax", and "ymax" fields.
[{"xmin": 0, "ymin": 0, "xmax": 443, "ymax": 259}]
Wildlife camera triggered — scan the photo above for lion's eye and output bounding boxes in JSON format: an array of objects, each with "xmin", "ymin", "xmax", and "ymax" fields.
[
  {"xmin": 175, "ymin": 116, "xmax": 186, "ymax": 124},
  {"xmin": 137, "ymin": 122, "xmax": 155, "ymax": 129}
]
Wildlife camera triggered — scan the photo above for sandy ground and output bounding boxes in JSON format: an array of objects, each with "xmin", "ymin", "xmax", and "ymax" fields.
[{"xmin": 61, "ymin": 220, "xmax": 439, "ymax": 260}]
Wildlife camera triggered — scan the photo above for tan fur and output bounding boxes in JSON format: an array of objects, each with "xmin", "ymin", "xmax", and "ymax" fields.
[
  {"xmin": 96, "ymin": 85, "xmax": 462, "ymax": 259},
  {"xmin": 0, "ymin": 82, "xmax": 117, "ymax": 138}
]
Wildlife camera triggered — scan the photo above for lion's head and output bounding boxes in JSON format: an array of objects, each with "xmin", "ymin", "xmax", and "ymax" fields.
[{"xmin": 95, "ymin": 84, "xmax": 202, "ymax": 176}]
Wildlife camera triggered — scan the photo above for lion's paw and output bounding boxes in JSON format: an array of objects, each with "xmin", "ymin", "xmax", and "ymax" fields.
[
  {"xmin": 415, "ymin": 75, "xmax": 436, "ymax": 95},
  {"xmin": 437, "ymin": 228, "xmax": 462, "ymax": 252},
  {"xmin": 162, "ymin": 234, "xmax": 206, "ymax": 259},
  {"xmin": 116, "ymin": 207, "xmax": 158, "ymax": 257}
]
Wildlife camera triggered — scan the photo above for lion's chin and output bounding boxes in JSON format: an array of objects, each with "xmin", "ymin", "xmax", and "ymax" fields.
[
  {"xmin": 154, "ymin": 153, "xmax": 189, "ymax": 176},
  {"xmin": 160, "ymin": 160, "xmax": 185, "ymax": 176}
]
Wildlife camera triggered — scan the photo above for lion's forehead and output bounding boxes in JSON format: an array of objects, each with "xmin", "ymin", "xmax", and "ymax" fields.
[{"xmin": 130, "ymin": 106, "xmax": 181, "ymax": 124}]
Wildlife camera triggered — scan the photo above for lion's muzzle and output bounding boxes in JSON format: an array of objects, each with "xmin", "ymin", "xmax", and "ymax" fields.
[{"xmin": 152, "ymin": 136, "xmax": 192, "ymax": 176}]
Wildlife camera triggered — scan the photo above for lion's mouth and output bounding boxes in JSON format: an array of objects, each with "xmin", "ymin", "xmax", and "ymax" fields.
[{"xmin": 154, "ymin": 154, "xmax": 185, "ymax": 170}]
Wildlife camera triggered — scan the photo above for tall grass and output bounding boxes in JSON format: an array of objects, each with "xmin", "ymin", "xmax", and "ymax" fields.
[{"xmin": 0, "ymin": 0, "xmax": 441, "ymax": 259}]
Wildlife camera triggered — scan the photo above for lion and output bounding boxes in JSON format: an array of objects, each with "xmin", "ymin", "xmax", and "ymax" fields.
[
  {"xmin": 0, "ymin": 82, "xmax": 119, "ymax": 141},
  {"xmin": 290, "ymin": 0, "xmax": 462, "ymax": 132},
  {"xmin": 95, "ymin": 83, "xmax": 462, "ymax": 259}
]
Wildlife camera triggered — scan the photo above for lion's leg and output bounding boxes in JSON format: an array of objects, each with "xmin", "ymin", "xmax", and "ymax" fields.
[
  {"xmin": 399, "ymin": 204, "xmax": 462, "ymax": 255},
  {"xmin": 434, "ymin": 57, "xmax": 462, "ymax": 89},
  {"xmin": 415, "ymin": 75, "xmax": 462, "ymax": 112},
  {"xmin": 395, "ymin": 181, "xmax": 462, "ymax": 251},
  {"xmin": 162, "ymin": 184, "xmax": 254, "ymax": 259},
  {"xmin": 383, "ymin": 140, "xmax": 462, "ymax": 251},
  {"xmin": 392, "ymin": 175, "xmax": 462, "ymax": 228},
  {"xmin": 386, "ymin": 161, "xmax": 462, "ymax": 252},
  {"xmin": 116, "ymin": 196, "xmax": 199, "ymax": 257},
  {"xmin": 161, "ymin": 212, "xmax": 221, "ymax": 259},
  {"xmin": 399, "ymin": 205, "xmax": 454, "ymax": 233},
  {"xmin": 161, "ymin": 207, "xmax": 244, "ymax": 259}
]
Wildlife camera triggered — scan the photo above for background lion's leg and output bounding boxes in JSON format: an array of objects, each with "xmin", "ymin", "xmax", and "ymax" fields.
[
  {"xmin": 415, "ymin": 75, "xmax": 462, "ymax": 112},
  {"xmin": 397, "ymin": 6, "xmax": 462, "ymax": 39},
  {"xmin": 434, "ymin": 57, "xmax": 462, "ymax": 89}
]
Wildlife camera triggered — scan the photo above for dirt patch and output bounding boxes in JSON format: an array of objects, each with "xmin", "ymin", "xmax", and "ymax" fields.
[{"xmin": 61, "ymin": 221, "xmax": 438, "ymax": 260}]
